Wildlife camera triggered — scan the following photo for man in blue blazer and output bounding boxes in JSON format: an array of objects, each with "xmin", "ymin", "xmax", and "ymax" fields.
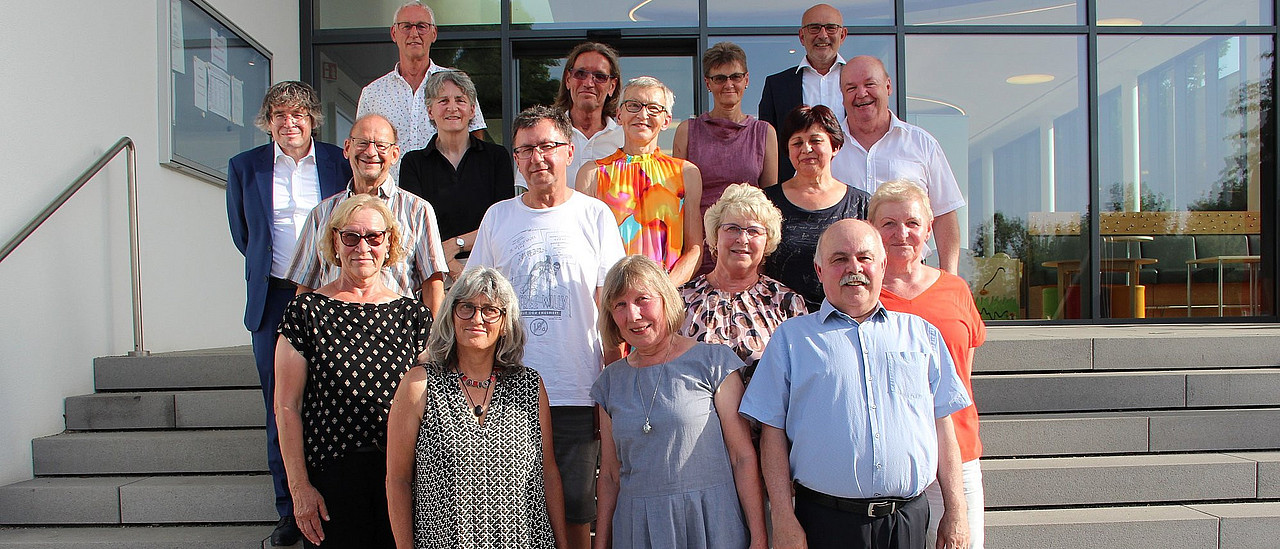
[
  {"xmin": 226, "ymin": 81, "xmax": 351, "ymax": 547},
  {"xmin": 758, "ymin": 3, "xmax": 849, "ymax": 182}
]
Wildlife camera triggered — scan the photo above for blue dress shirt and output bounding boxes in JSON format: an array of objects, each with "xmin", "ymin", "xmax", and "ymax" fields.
[{"xmin": 739, "ymin": 300, "xmax": 971, "ymax": 499}]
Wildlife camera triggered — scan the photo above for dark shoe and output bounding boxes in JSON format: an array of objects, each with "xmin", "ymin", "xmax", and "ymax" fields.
[{"xmin": 271, "ymin": 515, "xmax": 302, "ymax": 546}]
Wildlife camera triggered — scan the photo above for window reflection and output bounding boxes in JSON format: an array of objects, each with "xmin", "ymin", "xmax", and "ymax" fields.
[
  {"xmin": 905, "ymin": 0, "xmax": 1082, "ymax": 25},
  {"xmin": 708, "ymin": 0, "xmax": 893, "ymax": 26},
  {"xmin": 512, "ymin": 0, "xmax": 695, "ymax": 28},
  {"xmin": 315, "ymin": 0, "xmax": 500, "ymax": 29},
  {"xmin": 1097, "ymin": 0, "xmax": 1272, "ymax": 26}
]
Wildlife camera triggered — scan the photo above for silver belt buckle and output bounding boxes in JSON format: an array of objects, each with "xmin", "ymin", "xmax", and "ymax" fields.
[{"xmin": 867, "ymin": 501, "xmax": 895, "ymax": 517}]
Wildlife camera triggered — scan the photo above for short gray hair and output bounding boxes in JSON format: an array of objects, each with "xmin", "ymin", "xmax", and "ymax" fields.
[
  {"xmin": 424, "ymin": 267, "xmax": 527, "ymax": 374},
  {"xmin": 392, "ymin": 1, "xmax": 434, "ymax": 25},
  {"xmin": 622, "ymin": 76, "xmax": 675, "ymax": 113},
  {"xmin": 423, "ymin": 70, "xmax": 478, "ymax": 128},
  {"xmin": 703, "ymin": 183, "xmax": 783, "ymax": 258},
  {"xmin": 868, "ymin": 178, "xmax": 933, "ymax": 223}
]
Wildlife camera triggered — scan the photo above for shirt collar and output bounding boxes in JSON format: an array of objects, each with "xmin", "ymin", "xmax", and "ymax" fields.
[
  {"xmin": 573, "ymin": 116, "xmax": 621, "ymax": 141},
  {"xmin": 796, "ymin": 54, "xmax": 847, "ymax": 75},
  {"xmin": 391, "ymin": 60, "xmax": 442, "ymax": 88},
  {"xmin": 273, "ymin": 141, "xmax": 316, "ymax": 164},
  {"xmin": 818, "ymin": 299, "xmax": 888, "ymax": 324},
  {"xmin": 344, "ymin": 178, "xmax": 398, "ymax": 200}
]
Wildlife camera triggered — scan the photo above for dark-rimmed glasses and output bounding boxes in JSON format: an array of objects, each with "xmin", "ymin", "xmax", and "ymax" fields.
[
  {"xmin": 333, "ymin": 229, "xmax": 387, "ymax": 247},
  {"xmin": 454, "ymin": 302, "xmax": 506, "ymax": 323},
  {"xmin": 569, "ymin": 68, "xmax": 613, "ymax": 84},
  {"xmin": 707, "ymin": 72, "xmax": 746, "ymax": 85},
  {"xmin": 802, "ymin": 23, "xmax": 843, "ymax": 35},
  {"xmin": 620, "ymin": 100, "xmax": 668, "ymax": 116},
  {"xmin": 513, "ymin": 141, "xmax": 569, "ymax": 160},
  {"xmin": 395, "ymin": 21, "xmax": 435, "ymax": 34},
  {"xmin": 349, "ymin": 138, "xmax": 396, "ymax": 153},
  {"xmin": 719, "ymin": 223, "xmax": 767, "ymax": 239}
]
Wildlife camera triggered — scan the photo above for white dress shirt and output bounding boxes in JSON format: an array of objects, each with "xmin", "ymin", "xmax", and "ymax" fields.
[
  {"xmin": 798, "ymin": 54, "xmax": 847, "ymax": 124},
  {"xmin": 830, "ymin": 113, "xmax": 966, "ymax": 217},
  {"xmin": 271, "ymin": 142, "xmax": 322, "ymax": 278}
]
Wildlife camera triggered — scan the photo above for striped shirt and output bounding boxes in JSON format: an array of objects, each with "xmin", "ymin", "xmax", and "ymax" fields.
[{"xmin": 285, "ymin": 181, "xmax": 447, "ymax": 298}]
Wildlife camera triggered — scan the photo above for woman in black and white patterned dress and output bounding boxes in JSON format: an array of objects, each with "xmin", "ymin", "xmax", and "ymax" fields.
[
  {"xmin": 386, "ymin": 267, "xmax": 567, "ymax": 549},
  {"xmin": 276, "ymin": 194, "xmax": 433, "ymax": 548}
]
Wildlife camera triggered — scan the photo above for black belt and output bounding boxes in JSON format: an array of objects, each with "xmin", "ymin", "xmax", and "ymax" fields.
[
  {"xmin": 794, "ymin": 482, "xmax": 919, "ymax": 518},
  {"xmin": 269, "ymin": 276, "xmax": 297, "ymax": 290}
]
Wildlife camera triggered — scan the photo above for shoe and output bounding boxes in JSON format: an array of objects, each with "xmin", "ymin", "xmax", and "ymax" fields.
[{"xmin": 271, "ymin": 515, "xmax": 302, "ymax": 546}]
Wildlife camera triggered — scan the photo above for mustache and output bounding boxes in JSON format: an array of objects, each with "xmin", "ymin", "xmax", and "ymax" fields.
[{"xmin": 839, "ymin": 273, "xmax": 870, "ymax": 286}]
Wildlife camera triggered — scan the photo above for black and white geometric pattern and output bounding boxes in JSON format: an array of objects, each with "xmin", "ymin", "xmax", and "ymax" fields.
[
  {"xmin": 412, "ymin": 365, "xmax": 556, "ymax": 548},
  {"xmin": 278, "ymin": 293, "xmax": 432, "ymax": 472}
]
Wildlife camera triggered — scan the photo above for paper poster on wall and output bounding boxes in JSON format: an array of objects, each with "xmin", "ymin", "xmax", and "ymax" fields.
[
  {"xmin": 170, "ymin": 0, "xmax": 185, "ymax": 73},
  {"xmin": 210, "ymin": 29, "xmax": 228, "ymax": 71},
  {"xmin": 207, "ymin": 64, "xmax": 232, "ymax": 121},
  {"xmin": 231, "ymin": 76, "xmax": 244, "ymax": 126},
  {"xmin": 193, "ymin": 57, "xmax": 208, "ymax": 112}
]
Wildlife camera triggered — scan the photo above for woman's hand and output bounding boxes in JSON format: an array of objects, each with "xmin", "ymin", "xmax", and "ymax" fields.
[{"xmin": 290, "ymin": 481, "xmax": 330, "ymax": 545}]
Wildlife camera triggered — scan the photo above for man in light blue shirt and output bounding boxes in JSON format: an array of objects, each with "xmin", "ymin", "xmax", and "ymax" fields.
[{"xmin": 739, "ymin": 219, "xmax": 971, "ymax": 549}]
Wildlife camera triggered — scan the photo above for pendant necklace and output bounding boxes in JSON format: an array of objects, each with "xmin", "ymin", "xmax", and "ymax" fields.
[
  {"xmin": 459, "ymin": 369, "xmax": 496, "ymax": 417},
  {"xmin": 637, "ymin": 337, "xmax": 676, "ymax": 434}
]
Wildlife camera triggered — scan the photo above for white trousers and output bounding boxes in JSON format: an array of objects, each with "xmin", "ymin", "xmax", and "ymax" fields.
[{"xmin": 925, "ymin": 458, "xmax": 985, "ymax": 549}]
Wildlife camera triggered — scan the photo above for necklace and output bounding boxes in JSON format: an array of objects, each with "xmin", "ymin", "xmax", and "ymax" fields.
[
  {"xmin": 635, "ymin": 336, "xmax": 677, "ymax": 434},
  {"xmin": 457, "ymin": 368, "xmax": 496, "ymax": 417}
]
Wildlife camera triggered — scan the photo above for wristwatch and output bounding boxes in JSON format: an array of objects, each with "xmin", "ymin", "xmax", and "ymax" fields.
[{"xmin": 455, "ymin": 237, "xmax": 466, "ymax": 249}]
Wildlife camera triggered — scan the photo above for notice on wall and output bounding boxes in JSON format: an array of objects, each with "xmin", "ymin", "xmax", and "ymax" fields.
[
  {"xmin": 170, "ymin": 0, "xmax": 185, "ymax": 73},
  {"xmin": 193, "ymin": 57, "xmax": 208, "ymax": 112},
  {"xmin": 210, "ymin": 29, "xmax": 228, "ymax": 71},
  {"xmin": 207, "ymin": 64, "xmax": 232, "ymax": 121},
  {"xmin": 231, "ymin": 76, "xmax": 244, "ymax": 126}
]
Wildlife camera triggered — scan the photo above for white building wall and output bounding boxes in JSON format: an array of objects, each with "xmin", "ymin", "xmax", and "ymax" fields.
[{"xmin": 0, "ymin": 0, "xmax": 299, "ymax": 484}]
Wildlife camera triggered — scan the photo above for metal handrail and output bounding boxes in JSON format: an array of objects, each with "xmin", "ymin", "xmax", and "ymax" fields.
[{"xmin": 0, "ymin": 137, "xmax": 148, "ymax": 356}]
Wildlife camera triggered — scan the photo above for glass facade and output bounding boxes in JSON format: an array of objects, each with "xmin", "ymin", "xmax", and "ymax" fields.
[{"xmin": 306, "ymin": 0, "xmax": 1276, "ymax": 323}]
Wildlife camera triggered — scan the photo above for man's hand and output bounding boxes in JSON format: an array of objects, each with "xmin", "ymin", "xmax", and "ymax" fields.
[
  {"xmin": 935, "ymin": 507, "xmax": 969, "ymax": 549},
  {"xmin": 770, "ymin": 512, "xmax": 808, "ymax": 549}
]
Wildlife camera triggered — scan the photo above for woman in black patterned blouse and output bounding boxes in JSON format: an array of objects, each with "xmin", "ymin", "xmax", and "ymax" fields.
[
  {"xmin": 275, "ymin": 194, "xmax": 433, "ymax": 548},
  {"xmin": 386, "ymin": 267, "xmax": 567, "ymax": 549}
]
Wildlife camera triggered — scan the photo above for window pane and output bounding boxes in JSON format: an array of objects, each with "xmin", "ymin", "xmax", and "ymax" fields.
[
  {"xmin": 512, "ymin": 0, "xmax": 695, "ymax": 29},
  {"xmin": 709, "ymin": 0, "xmax": 893, "ymax": 27},
  {"xmin": 708, "ymin": 35, "xmax": 895, "ymax": 118},
  {"xmin": 1097, "ymin": 0, "xmax": 1272, "ymax": 27},
  {"xmin": 906, "ymin": 35, "xmax": 1089, "ymax": 320},
  {"xmin": 905, "ymin": 0, "xmax": 1082, "ymax": 25},
  {"xmin": 314, "ymin": 40, "xmax": 502, "ymax": 147},
  {"xmin": 315, "ymin": 0, "xmax": 500, "ymax": 29},
  {"xmin": 1098, "ymin": 35, "xmax": 1273, "ymax": 317}
]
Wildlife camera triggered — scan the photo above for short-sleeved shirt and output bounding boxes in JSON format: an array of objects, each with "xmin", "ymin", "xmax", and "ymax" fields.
[
  {"xmin": 739, "ymin": 301, "xmax": 972, "ymax": 499},
  {"xmin": 762, "ymin": 184, "xmax": 870, "ymax": 310},
  {"xmin": 881, "ymin": 271, "xmax": 986, "ymax": 462},
  {"xmin": 398, "ymin": 135, "xmax": 515, "ymax": 240},
  {"xmin": 278, "ymin": 293, "xmax": 431, "ymax": 471},
  {"xmin": 829, "ymin": 112, "xmax": 966, "ymax": 217},
  {"xmin": 285, "ymin": 183, "xmax": 449, "ymax": 300},
  {"xmin": 467, "ymin": 193, "xmax": 626, "ymax": 406}
]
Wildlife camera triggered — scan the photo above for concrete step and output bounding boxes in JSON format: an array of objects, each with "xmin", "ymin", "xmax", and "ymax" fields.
[
  {"xmin": 64, "ymin": 389, "xmax": 263, "ymax": 430},
  {"xmin": 986, "ymin": 505, "xmax": 1220, "ymax": 548},
  {"xmin": 32, "ymin": 431, "xmax": 264, "ymax": 476},
  {"xmin": 1187, "ymin": 502, "xmax": 1280, "ymax": 549},
  {"xmin": 977, "ymin": 324, "xmax": 1280, "ymax": 373},
  {"xmin": 0, "ymin": 525, "xmax": 276, "ymax": 548},
  {"xmin": 972, "ymin": 368, "xmax": 1280, "ymax": 413},
  {"xmin": 981, "ymin": 408, "xmax": 1280, "ymax": 457},
  {"xmin": 983, "ymin": 453, "xmax": 1260, "ymax": 508},
  {"xmin": 0, "ymin": 475, "xmax": 274, "ymax": 525},
  {"xmin": 94, "ymin": 346, "xmax": 257, "ymax": 392}
]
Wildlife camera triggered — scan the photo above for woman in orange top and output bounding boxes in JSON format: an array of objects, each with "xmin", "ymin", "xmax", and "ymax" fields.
[
  {"xmin": 869, "ymin": 179, "xmax": 987, "ymax": 549},
  {"xmin": 578, "ymin": 76, "xmax": 704, "ymax": 285}
]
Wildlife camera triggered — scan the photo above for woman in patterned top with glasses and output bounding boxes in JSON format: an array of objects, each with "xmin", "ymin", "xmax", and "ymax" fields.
[
  {"xmin": 386, "ymin": 267, "xmax": 567, "ymax": 549},
  {"xmin": 275, "ymin": 194, "xmax": 433, "ymax": 548}
]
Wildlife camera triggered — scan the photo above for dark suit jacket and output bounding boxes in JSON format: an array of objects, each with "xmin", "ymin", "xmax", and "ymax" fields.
[
  {"xmin": 758, "ymin": 66, "xmax": 804, "ymax": 182},
  {"xmin": 227, "ymin": 141, "xmax": 351, "ymax": 331}
]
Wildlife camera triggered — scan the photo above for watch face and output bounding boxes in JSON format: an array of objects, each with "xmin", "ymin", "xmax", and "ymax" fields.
[{"xmin": 456, "ymin": 238, "xmax": 466, "ymax": 247}]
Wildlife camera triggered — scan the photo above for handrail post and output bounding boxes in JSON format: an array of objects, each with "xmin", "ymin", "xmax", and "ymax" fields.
[{"xmin": 125, "ymin": 141, "xmax": 149, "ymax": 357}]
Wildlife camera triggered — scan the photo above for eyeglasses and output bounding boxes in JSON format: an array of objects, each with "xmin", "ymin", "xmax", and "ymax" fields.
[
  {"xmin": 513, "ymin": 141, "xmax": 569, "ymax": 160},
  {"xmin": 454, "ymin": 302, "xmax": 506, "ymax": 323},
  {"xmin": 802, "ymin": 23, "xmax": 843, "ymax": 35},
  {"xmin": 333, "ymin": 229, "xmax": 387, "ymax": 247},
  {"xmin": 620, "ymin": 100, "xmax": 668, "ymax": 116},
  {"xmin": 719, "ymin": 223, "xmax": 767, "ymax": 239},
  {"xmin": 707, "ymin": 72, "xmax": 746, "ymax": 85},
  {"xmin": 349, "ymin": 138, "xmax": 396, "ymax": 153},
  {"xmin": 395, "ymin": 21, "xmax": 435, "ymax": 33},
  {"xmin": 569, "ymin": 68, "xmax": 613, "ymax": 84},
  {"xmin": 270, "ymin": 111, "xmax": 310, "ymax": 125}
]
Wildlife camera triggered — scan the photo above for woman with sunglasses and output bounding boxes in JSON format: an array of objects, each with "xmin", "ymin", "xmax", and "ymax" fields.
[
  {"xmin": 275, "ymin": 194, "xmax": 434, "ymax": 548},
  {"xmin": 386, "ymin": 267, "xmax": 567, "ymax": 549},
  {"xmin": 578, "ymin": 76, "xmax": 705, "ymax": 285},
  {"xmin": 673, "ymin": 42, "xmax": 779, "ymax": 277}
]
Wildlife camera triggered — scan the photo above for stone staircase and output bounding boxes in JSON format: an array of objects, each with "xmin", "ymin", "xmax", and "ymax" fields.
[{"xmin": 1, "ymin": 327, "xmax": 1279, "ymax": 547}]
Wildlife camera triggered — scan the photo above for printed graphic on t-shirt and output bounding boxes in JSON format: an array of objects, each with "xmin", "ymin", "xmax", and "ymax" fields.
[{"xmin": 505, "ymin": 228, "xmax": 574, "ymax": 329}]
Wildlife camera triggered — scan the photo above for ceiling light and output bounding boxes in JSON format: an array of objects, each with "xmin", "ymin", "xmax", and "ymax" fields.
[
  {"xmin": 1098, "ymin": 17, "xmax": 1143, "ymax": 26},
  {"xmin": 1006, "ymin": 73, "xmax": 1055, "ymax": 85},
  {"xmin": 906, "ymin": 96, "xmax": 966, "ymax": 116},
  {"xmin": 627, "ymin": 0, "xmax": 654, "ymax": 22}
]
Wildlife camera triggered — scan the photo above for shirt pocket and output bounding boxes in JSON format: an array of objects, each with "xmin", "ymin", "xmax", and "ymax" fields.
[
  {"xmin": 886, "ymin": 351, "xmax": 929, "ymax": 399},
  {"xmin": 887, "ymin": 159, "xmax": 927, "ymax": 188}
]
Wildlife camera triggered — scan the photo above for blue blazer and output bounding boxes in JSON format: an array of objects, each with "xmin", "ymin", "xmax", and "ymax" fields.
[
  {"xmin": 757, "ymin": 66, "xmax": 804, "ymax": 182},
  {"xmin": 227, "ymin": 141, "xmax": 351, "ymax": 331}
]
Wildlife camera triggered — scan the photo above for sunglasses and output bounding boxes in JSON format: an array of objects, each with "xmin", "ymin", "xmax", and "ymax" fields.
[
  {"xmin": 569, "ymin": 68, "xmax": 613, "ymax": 84},
  {"xmin": 333, "ymin": 229, "xmax": 387, "ymax": 247},
  {"xmin": 707, "ymin": 72, "xmax": 746, "ymax": 85}
]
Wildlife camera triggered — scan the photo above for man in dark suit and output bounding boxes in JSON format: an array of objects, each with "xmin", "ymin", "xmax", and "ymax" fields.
[
  {"xmin": 226, "ymin": 81, "xmax": 351, "ymax": 547},
  {"xmin": 758, "ymin": 3, "xmax": 848, "ymax": 181}
]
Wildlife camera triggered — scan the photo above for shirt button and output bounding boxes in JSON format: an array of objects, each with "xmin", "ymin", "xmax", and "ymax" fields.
[
  {"xmin": 870, "ymin": 404, "xmax": 876, "ymax": 409},
  {"xmin": 875, "ymin": 433, "xmax": 880, "ymax": 439}
]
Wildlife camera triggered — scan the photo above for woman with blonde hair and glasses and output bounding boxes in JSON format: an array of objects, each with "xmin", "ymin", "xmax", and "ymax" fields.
[{"xmin": 386, "ymin": 267, "xmax": 567, "ymax": 549}]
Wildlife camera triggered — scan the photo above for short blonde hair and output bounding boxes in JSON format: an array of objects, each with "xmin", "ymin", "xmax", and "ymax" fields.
[
  {"xmin": 703, "ymin": 183, "xmax": 783, "ymax": 257},
  {"xmin": 868, "ymin": 179, "xmax": 933, "ymax": 223},
  {"xmin": 599, "ymin": 255, "xmax": 685, "ymax": 348},
  {"xmin": 318, "ymin": 194, "xmax": 404, "ymax": 268}
]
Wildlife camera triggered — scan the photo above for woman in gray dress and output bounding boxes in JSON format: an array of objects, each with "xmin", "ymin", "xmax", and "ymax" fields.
[{"xmin": 592, "ymin": 255, "xmax": 766, "ymax": 549}]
